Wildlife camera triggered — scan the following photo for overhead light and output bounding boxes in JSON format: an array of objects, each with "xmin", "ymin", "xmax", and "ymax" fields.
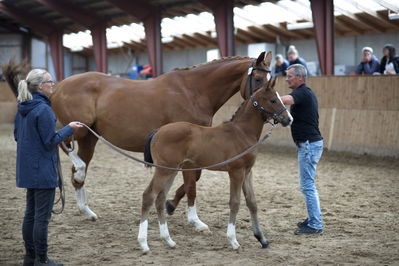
[
  {"xmin": 388, "ymin": 11, "xmax": 399, "ymax": 20},
  {"xmin": 287, "ymin": 22, "xmax": 314, "ymax": 30}
]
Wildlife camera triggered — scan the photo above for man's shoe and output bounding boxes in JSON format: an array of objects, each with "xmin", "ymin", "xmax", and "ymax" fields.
[
  {"xmin": 34, "ymin": 257, "xmax": 64, "ymax": 266},
  {"xmin": 23, "ymin": 255, "xmax": 35, "ymax": 266},
  {"xmin": 297, "ymin": 218, "xmax": 308, "ymax": 228},
  {"xmin": 294, "ymin": 225, "xmax": 323, "ymax": 235}
]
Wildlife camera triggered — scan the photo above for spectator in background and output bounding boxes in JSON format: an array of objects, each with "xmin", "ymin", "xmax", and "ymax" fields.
[
  {"xmin": 379, "ymin": 44, "xmax": 399, "ymax": 75},
  {"xmin": 355, "ymin": 47, "xmax": 380, "ymax": 75},
  {"xmin": 287, "ymin": 45, "xmax": 312, "ymax": 76},
  {"xmin": 139, "ymin": 65, "xmax": 153, "ymax": 79},
  {"xmin": 274, "ymin": 54, "xmax": 289, "ymax": 76}
]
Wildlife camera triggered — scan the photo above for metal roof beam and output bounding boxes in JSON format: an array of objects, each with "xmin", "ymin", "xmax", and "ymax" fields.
[
  {"xmin": 334, "ymin": 6, "xmax": 382, "ymax": 31},
  {"xmin": 375, "ymin": 0, "xmax": 399, "ymax": 13},
  {"xmin": 105, "ymin": 0, "xmax": 156, "ymax": 20},
  {"xmin": 33, "ymin": 0, "xmax": 106, "ymax": 28},
  {"xmin": 344, "ymin": 0, "xmax": 399, "ymax": 29},
  {"xmin": 0, "ymin": 2, "xmax": 58, "ymax": 35},
  {"xmin": 263, "ymin": 23, "xmax": 303, "ymax": 40}
]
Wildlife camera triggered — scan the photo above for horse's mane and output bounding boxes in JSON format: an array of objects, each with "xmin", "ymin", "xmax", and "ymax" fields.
[{"xmin": 173, "ymin": 56, "xmax": 251, "ymax": 71}]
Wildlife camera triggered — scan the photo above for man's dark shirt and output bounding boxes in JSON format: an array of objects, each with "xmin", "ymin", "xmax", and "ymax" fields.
[{"xmin": 289, "ymin": 84, "xmax": 323, "ymax": 144}]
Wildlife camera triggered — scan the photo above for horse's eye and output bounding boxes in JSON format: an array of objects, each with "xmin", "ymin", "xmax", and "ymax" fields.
[{"xmin": 270, "ymin": 99, "xmax": 277, "ymax": 104}]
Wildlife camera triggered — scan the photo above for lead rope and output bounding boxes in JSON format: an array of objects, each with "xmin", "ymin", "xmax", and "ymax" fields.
[
  {"xmin": 74, "ymin": 122, "xmax": 277, "ymax": 171},
  {"xmin": 52, "ymin": 147, "xmax": 65, "ymax": 214}
]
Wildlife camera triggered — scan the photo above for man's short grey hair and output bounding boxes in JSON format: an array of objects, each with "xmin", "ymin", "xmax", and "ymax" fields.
[{"xmin": 287, "ymin": 64, "xmax": 307, "ymax": 81}]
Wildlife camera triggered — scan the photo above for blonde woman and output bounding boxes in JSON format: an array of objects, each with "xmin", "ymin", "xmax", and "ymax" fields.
[{"xmin": 14, "ymin": 69, "xmax": 82, "ymax": 266}]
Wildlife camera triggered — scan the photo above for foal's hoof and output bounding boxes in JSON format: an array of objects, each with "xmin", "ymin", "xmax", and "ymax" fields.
[
  {"xmin": 165, "ymin": 200, "xmax": 176, "ymax": 215},
  {"xmin": 261, "ymin": 242, "xmax": 271, "ymax": 248},
  {"xmin": 196, "ymin": 226, "xmax": 211, "ymax": 234}
]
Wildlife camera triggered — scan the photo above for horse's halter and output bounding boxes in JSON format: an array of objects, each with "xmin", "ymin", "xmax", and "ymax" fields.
[{"xmin": 243, "ymin": 63, "xmax": 271, "ymax": 99}]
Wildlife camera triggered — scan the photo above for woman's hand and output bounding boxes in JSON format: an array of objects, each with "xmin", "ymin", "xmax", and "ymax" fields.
[{"xmin": 69, "ymin": 121, "xmax": 84, "ymax": 131}]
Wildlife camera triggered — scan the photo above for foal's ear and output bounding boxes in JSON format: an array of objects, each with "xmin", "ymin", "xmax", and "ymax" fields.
[
  {"xmin": 270, "ymin": 76, "xmax": 277, "ymax": 88},
  {"xmin": 256, "ymin": 51, "xmax": 266, "ymax": 66},
  {"xmin": 267, "ymin": 77, "xmax": 276, "ymax": 89}
]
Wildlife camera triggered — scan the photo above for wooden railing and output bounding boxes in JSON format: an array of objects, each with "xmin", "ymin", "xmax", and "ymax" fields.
[
  {"xmin": 2, "ymin": 75, "xmax": 399, "ymax": 157},
  {"xmin": 213, "ymin": 75, "xmax": 399, "ymax": 157}
]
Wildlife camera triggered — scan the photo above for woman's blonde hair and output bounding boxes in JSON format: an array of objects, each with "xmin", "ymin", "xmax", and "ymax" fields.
[{"xmin": 17, "ymin": 69, "xmax": 48, "ymax": 102}]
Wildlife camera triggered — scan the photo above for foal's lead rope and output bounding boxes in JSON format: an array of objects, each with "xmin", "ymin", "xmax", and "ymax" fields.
[{"xmin": 76, "ymin": 122, "xmax": 277, "ymax": 171}]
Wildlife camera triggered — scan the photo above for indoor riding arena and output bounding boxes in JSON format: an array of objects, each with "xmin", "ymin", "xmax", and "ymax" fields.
[{"xmin": 1, "ymin": 0, "xmax": 399, "ymax": 265}]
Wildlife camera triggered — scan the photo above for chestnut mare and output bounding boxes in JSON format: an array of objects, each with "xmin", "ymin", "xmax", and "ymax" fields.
[
  {"xmin": 3, "ymin": 52, "xmax": 273, "ymax": 224},
  {"xmin": 139, "ymin": 77, "xmax": 292, "ymax": 253}
]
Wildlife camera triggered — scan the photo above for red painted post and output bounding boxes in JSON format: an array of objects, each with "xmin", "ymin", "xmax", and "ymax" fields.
[
  {"xmin": 22, "ymin": 34, "xmax": 32, "ymax": 66},
  {"xmin": 144, "ymin": 11, "xmax": 163, "ymax": 77},
  {"xmin": 200, "ymin": 0, "xmax": 235, "ymax": 57},
  {"xmin": 49, "ymin": 30, "xmax": 64, "ymax": 80},
  {"xmin": 0, "ymin": 2, "xmax": 65, "ymax": 78},
  {"xmin": 91, "ymin": 22, "xmax": 108, "ymax": 73},
  {"xmin": 105, "ymin": 0, "xmax": 163, "ymax": 76},
  {"xmin": 33, "ymin": 0, "xmax": 109, "ymax": 73},
  {"xmin": 311, "ymin": 0, "xmax": 334, "ymax": 75}
]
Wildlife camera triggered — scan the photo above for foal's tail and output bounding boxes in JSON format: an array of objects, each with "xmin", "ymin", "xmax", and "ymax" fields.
[{"xmin": 144, "ymin": 130, "xmax": 158, "ymax": 168}]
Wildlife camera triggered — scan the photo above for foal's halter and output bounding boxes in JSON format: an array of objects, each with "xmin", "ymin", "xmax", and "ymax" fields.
[
  {"xmin": 244, "ymin": 63, "xmax": 271, "ymax": 99},
  {"xmin": 251, "ymin": 96, "xmax": 287, "ymax": 123}
]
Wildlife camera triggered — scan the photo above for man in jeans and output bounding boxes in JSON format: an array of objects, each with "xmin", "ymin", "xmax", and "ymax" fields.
[{"xmin": 281, "ymin": 64, "xmax": 324, "ymax": 235}]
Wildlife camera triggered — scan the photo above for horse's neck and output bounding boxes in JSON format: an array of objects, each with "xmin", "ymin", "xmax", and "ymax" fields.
[
  {"xmin": 183, "ymin": 59, "xmax": 251, "ymax": 114},
  {"xmin": 229, "ymin": 101, "xmax": 265, "ymax": 142}
]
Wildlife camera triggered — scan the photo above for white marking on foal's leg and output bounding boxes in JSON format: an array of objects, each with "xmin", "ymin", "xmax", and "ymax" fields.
[
  {"xmin": 75, "ymin": 187, "xmax": 98, "ymax": 220},
  {"xmin": 68, "ymin": 150, "xmax": 86, "ymax": 183},
  {"xmin": 187, "ymin": 204, "xmax": 210, "ymax": 232},
  {"xmin": 227, "ymin": 223, "xmax": 240, "ymax": 250},
  {"xmin": 138, "ymin": 220, "xmax": 150, "ymax": 254},
  {"xmin": 159, "ymin": 222, "xmax": 176, "ymax": 248}
]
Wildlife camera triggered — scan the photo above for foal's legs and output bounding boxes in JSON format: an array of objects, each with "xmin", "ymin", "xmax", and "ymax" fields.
[
  {"xmin": 227, "ymin": 169, "xmax": 246, "ymax": 249},
  {"xmin": 138, "ymin": 169, "xmax": 177, "ymax": 254},
  {"xmin": 242, "ymin": 170, "xmax": 269, "ymax": 248},
  {"xmin": 166, "ymin": 170, "xmax": 201, "ymax": 214},
  {"xmin": 70, "ymin": 133, "xmax": 98, "ymax": 220},
  {"xmin": 155, "ymin": 174, "xmax": 177, "ymax": 248},
  {"xmin": 166, "ymin": 171, "xmax": 209, "ymax": 232}
]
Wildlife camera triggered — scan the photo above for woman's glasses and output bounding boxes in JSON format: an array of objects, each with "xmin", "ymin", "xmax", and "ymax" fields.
[{"xmin": 41, "ymin": 80, "xmax": 56, "ymax": 85}]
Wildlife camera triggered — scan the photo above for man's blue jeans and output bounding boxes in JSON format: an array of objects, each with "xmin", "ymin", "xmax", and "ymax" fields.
[
  {"xmin": 297, "ymin": 140, "xmax": 323, "ymax": 230},
  {"xmin": 22, "ymin": 188, "xmax": 55, "ymax": 256}
]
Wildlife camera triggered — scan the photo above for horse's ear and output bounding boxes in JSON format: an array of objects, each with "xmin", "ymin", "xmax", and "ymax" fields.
[
  {"xmin": 264, "ymin": 51, "xmax": 272, "ymax": 67},
  {"xmin": 256, "ymin": 51, "xmax": 266, "ymax": 66}
]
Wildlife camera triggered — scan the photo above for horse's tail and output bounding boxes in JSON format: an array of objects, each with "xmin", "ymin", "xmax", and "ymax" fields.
[
  {"xmin": 2, "ymin": 59, "xmax": 30, "ymax": 98},
  {"xmin": 144, "ymin": 129, "xmax": 158, "ymax": 168}
]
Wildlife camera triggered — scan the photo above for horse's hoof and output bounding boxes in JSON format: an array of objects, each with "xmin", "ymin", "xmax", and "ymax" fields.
[
  {"xmin": 165, "ymin": 200, "xmax": 176, "ymax": 215},
  {"xmin": 141, "ymin": 249, "xmax": 150, "ymax": 255},
  {"xmin": 261, "ymin": 242, "xmax": 270, "ymax": 248}
]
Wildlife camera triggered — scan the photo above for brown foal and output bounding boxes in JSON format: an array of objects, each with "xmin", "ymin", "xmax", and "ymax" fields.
[{"xmin": 139, "ymin": 77, "xmax": 293, "ymax": 253}]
